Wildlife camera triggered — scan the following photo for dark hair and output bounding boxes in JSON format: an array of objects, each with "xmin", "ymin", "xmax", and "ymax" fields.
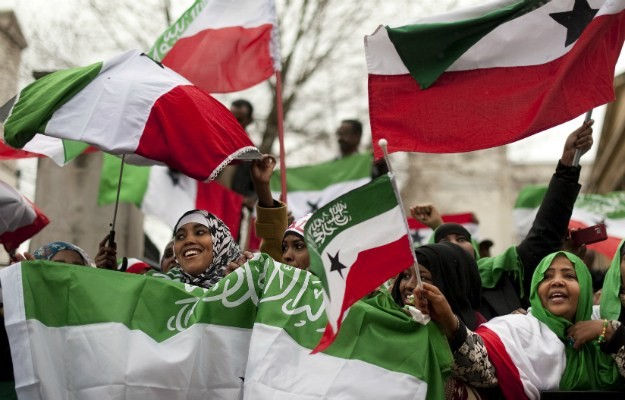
[
  {"xmin": 341, "ymin": 119, "xmax": 362, "ymax": 137},
  {"xmin": 231, "ymin": 99, "xmax": 254, "ymax": 119}
]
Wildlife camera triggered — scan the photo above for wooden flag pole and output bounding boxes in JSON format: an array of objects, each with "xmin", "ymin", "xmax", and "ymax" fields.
[
  {"xmin": 275, "ymin": 71, "xmax": 288, "ymax": 204},
  {"xmin": 573, "ymin": 109, "xmax": 593, "ymax": 167},
  {"xmin": 378, "ymin": 139, "xmax": 426, "ymax": 303}
]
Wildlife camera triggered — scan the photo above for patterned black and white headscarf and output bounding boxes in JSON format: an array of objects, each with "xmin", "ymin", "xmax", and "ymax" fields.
[{"xmin": 167, "ymin": 209, "xmax": 241, "ymax": 289}]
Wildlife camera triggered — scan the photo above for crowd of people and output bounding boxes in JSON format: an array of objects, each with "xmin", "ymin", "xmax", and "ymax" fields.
[{"xmin": 2, "ymin": 99, "xmax": 625, "ymax": 399}]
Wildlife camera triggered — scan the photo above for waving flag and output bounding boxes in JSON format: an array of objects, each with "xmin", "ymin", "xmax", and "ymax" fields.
[
  {"xmin": 366, "ymin": 0, "xmax": 625, "ymax": 158},
  {"xmin": 408, "ymin": 213, "xmax": 479, "ymax": 246},
  {"xmin": 305, "ymin": 175, "xmax": 415, "ymax": 352},
  {"xmin": 0, "ymin": 180, "xmax": 49, "ymax": 251},
  {"xmin": 149, "ymin": 0, "xmax": 281, "ymax": 93},
  {"xmin": 514, "ymin": 185, "xmax": 625, "ymax": 259},
  {"xmin": 2, "ymin": 50, "xmax": 260, "ymax": 182},
  {"xmin": 1, "ymin": 255, "xmax": 452, "ymax": 399},
  {"xmin": 98, "ymin": 154, "xmax": 243, "ymax": 236},
  {"xmin": 270, "ymin": 153, "xmax": 373, "ymax": 219}
]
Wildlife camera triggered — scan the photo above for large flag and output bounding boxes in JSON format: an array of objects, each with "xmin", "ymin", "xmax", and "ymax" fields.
[
  {"xmin": 305, "ymin": 174, "xmax": 415, "ymax": 352},
  {"xmin": 149, "ymin": 0, "xmax": 281, "ymax": 93},
  {"xmin": 2, "ymin": 50, "xmax": 260, "ymax": 182},
  {"xmin": 0, "ymin": 138, "xmax": 95, "ymax": 165},
  {"xmin": 408, "ymin": 212, "xmax": 479, "ymax": 246},
  {"xmin": 98, "ymin": 154, "xmax": 244, "ymax": 236},
  {"xmin": 0, "ymin": 180, "xmax": 49, "ymax": 252},
  {"xmin": 1, "ymin": 255, "xmax": 452, "ymax": 399},
  {"xmin": 270, "ymin": 153, "xmax": 372, "ymax": 219},
  {"xmin": 514, "ymin": 185, "xmax": 625, "ymax": 259},
  {"xmin": 366, "ymin": 0, "xmax": 625, "ymax": 158}
]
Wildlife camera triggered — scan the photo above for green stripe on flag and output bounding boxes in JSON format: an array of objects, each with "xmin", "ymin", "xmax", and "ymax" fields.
[
  {"xmin": 21, "ymin": 261, "xmax": 259, "ymax": 342},
  {"xmin": 386, "ymin": 0, "xmax": 546, "ymax": 89},
  {"xmin": 62, "ymin": 139, "xmax": 90, "ymax": 163},
  {"xmin": 575, "ymin": 192, "xmax": 625, "ymax": 219},
  {"xmin": 98, "ymin": 153, "xmax": 150, "ymax": 207},
  {"xmin": 270, "ymin": 153, "xmax": 372, "ymax": 192},
  {"xmin": 514, "ymin": 185, "xmax": 548, "ymax": 208},
  {"xmin": 4, "ymin": 61, "xmax": 103, "ymax": 148}
]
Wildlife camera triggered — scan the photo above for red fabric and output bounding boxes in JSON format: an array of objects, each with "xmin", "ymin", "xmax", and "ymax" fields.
[
  {"xmin": 246, "ymin": 216, "xmax": 261, "ymax": 252},
  {"xmin": 370, "ymin": 11, "xmax": 625, "ymax": 158},
  {"xmin": 137, "ymin": 85, "xmax": 256, "ymax": 182},
  {"xmin": 0, "ymin": 141, "xmax": 97, "ymax": 160},
  {"xmin": 476, "ymin": 325, "xmax": 528, "ymax": 400},
  {"xmin": 407, "ymin": 213, "xmax": 477, "ymax": 230},
  {"xmin": 195, "ymin": 180, "xmax": 244, "ymax": 241},
  {"xmin": 163, "ymin": 25, "xmax": 275, "ymax": 93},
  {"xmin": 0, "ymin": 200, "xmax": 49, "ymax": 252},
  {"xmin": 313, "ymin": 234, "xmax": 414, "ymax": 353}
]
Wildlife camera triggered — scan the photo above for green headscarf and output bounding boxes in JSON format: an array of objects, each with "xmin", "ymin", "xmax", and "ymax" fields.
[
  {"xmin": 600, "ymin": 239, "xmax": 624, "ymax": 321},
  {"xmin": 529, "ymin": 251, "xmax": 623, "ymax": 390}
]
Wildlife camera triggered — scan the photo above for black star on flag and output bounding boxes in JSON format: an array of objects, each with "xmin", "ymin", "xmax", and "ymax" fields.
[
  {"xmin": 550, "ymin": 0, "xmax": 599, "ymax": 47},
  {"xmin": 167, "ymin": 168, "xmax": 181, "ymax": 186},
  {"xmin": 411, "ymin": 228, "xmax": 424, "ymax": 245},
  {"xmin": 327, "ymin": 250, "xmax": 348, "ymax": 279}
]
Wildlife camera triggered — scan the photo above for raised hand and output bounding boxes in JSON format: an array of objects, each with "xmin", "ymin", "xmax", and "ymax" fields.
[
  {"xmin": 410, "ymin": 203, "xmax": 443, "ymax": 230},
  {"xmin": 561, "ymin": 120, "xmax": 594, "ymax": 167}
]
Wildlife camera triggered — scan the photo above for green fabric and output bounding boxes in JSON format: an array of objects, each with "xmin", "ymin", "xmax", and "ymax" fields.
[
  {"xmin": 4, "ymin": 61, "xmax": 103, "ymax": 149},
  {"xmin": 529, "ymin": 252, "xmax": 623, "ymax": 391},
  {"xmin": 385, "ymin": 0, "xmax": 545, "ymax": 89},
  {"xmin": 600, "ymin": 240, "xmax": 624, "ymax": 320},
  {"xmin": 477, "ymin": 246, "xmax": 524, "ymax": 297},
  {"xmin": 514, "ymin": 185, "xmax": 548, "ymax": 208},
  {"xmin": 270, "ymin": 153, "xmax": 372, "ymax": 192},
  {"xmin": 62, "ymin": 140, "xmax": 90, "ymax": 163},
  {"xmin": 97, "ymin": 153, "xmax": 151, "ymax": 207}
]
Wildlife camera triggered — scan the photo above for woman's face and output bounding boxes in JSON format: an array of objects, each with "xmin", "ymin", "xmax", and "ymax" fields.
[
  {"xmin": 397, "ymin": 264, "xmax": 433, "ymax": 305},
  {"xmin": 174, "ymin": 223, "xmax": 214, "ymax": 276},
  {"xmin": 438, "ymin": 233, "xmax": 475, "ymax": 259},
  {"xmin": 537, "ymin": 255, "xmax": 580, "ymax": 322},
  {"xmin": 160, "ymin": 241, "xmax": 176, "ymax": 273},
  {"xmin": 282, "ymin": 234, "xmax": 309, "ymax": 269},
  {"xmin": 51, "ymin": 249, "xmax": 85, "ymax": 266}
]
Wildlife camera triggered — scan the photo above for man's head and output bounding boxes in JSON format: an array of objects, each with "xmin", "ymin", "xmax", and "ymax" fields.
[
  {"xmin": 230, "ymin": 99, "xmax": 254, "ymax": 129},
  {"xmin": 336, "ymin": 119, "xmax": 362, "ymax": 157}
]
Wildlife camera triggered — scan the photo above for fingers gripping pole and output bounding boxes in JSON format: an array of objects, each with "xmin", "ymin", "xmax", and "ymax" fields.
[{"xmin": 573, "ymin": 110, "xmax": 593, "ymax": 167}]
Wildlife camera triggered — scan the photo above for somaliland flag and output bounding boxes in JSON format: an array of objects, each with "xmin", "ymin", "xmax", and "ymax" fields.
[
  {"xmin": 305, "ymin": 174, "xmax": 415, "ymax": 352},
  {"xmin": 0, "ymin": 180, "xmax": 49, "ymax": 252},
  {"xmin": 514, "ymin": 185, "xmax": 625, "ymax": 259},
  {"xmin": 98, "ymin": 154, "xmax": 244, "ymax": 236},
  {"xmin": 408, "ymin": 213, "xmax": 479, "ymax": 246},
  {"xmin": 149, "ymin": 0, "xmax": 281, "ymax": 93},
  {"xmin": 0, "ymin": 138, "xmax": 94, "ymax": 165},
  {"xmin": 270, "ymin": 153, "xmax": 373, "ymax": 219},
  {"xmin": 1, "ymin": 255, "xmax": 451, "ymax": 399},
  {"xmin": 366, "ymin": 0, "xmax": 625, "ymax": 158},
  {"xmin": 2, "ymin": 50, "xmax": 260, "ymax": 182}
]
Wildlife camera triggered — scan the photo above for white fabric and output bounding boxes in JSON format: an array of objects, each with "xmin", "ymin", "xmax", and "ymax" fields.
[
  {"xmin": 483, "ymin": 313, "xmax": 566, "ymax": 399},
  {"xmin": 244, "ymin": 323, "xmax": 429, "ymax": 399},
  {"xmin": 45, "ymin": 50, "xmax": 190, "ymax": 154},
  {"xmin": 141, "ymin": 166, "xmax": 197, "ymax": 229},
  {"xmin": 366, "ymin": 0, "xmax": 625, "ymax": 75},
  {"xmin": 0, "ymin": 181, "xmax": 37, "ymax": 234}
]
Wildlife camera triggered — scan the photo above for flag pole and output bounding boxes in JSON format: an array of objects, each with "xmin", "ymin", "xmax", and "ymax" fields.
[
  {"xmin": 378, "ymin": 139, "xmax": 423, "ymax": 292},
  {"xmin": 275, "ymin": 71, "xmax": 288, "ymax": 204},
  {"xmin": 108, "ymin": 154, "xmax": 126, "ymax": 248},
  {"xmin": 573, "ymin": 110, "xmax": 593, "ymax": 167}
]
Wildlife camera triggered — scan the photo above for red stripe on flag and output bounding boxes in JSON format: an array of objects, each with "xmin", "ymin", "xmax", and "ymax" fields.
[
  {"xmin": 137, "ymin": 85, "xmax": 256, "ymax": 182},
  {"xmin": 0, "ymin": 202, "xmax": 49, "ymax": 252},
  {"xmin": 0, "ymin": 142, "xmax": 42, "ymax": 159},
  {"xmin": 370, "ymin": 11, "xmax": 625, "ymax": 158},
  {"xmin": 476, "ymin": 325, "xmax": 528, "ymax": 400},
  {"xmin": 407, "ymin": 213, "xmax": 477, "ymax": 229},
  {"xmin": 163, "ymin": 25, "xmax": 275, "ymax": 93},
  {"xmin": 313, "ymin": 234, "xmax": 413, "ymax": 353}
]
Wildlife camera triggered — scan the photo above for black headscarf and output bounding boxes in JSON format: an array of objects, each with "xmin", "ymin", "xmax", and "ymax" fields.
[
  {"xmin": 392, "ymin": 242, "xmax": 482, "ymax": 330},
  {"xmin": 433, "ymin": 223, "xmax": 472, "ymax": 244}
]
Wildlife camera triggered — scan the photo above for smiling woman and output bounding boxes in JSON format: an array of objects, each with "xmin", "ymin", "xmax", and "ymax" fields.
[{"xmin": 151, "ymin": 209, "xmax": 242, "ymax": 289}]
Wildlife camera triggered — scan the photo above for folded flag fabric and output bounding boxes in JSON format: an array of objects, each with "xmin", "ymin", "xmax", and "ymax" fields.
[
  {"xmin": 514, "ymin": 185, "xmax": 625, "ymax": 259},
  {"xmin": 0, "ymin": 180, "xmax": 49, "ymax": 252},
  {"xmin": 2, "ymin": 49, "xmax": 260, "ymax": 182},
  {"xmin": 149, "ymin": 0, "xmax": 281, "ymax": 93},
  {"xmin": 408, "ymin": 212, "xmax": 479, "ymax": 247},
  {"xmin": 366, "ymin": 0, "xmax": 625, "ymax": 158},
  {"xmin": 1, "ymin": 254, "xmax": 452, "ymax": 399},
  {"xmin": 270, "ymin": 153, "xmax": 373, "ymax": 219},
  {"xmin": 305, "ymin": 174, "xmax": 415, "ymax": 352},
  {"xmin": 98, "ymin": 154, "xmax": 243, "ymax": 236}
]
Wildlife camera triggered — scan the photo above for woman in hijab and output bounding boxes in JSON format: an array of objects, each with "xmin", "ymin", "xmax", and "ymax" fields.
[
  {"xmin": 31, "ymin": 241, "xmax": 94, "ymax": 266},
  {"xmin": 417, "ymin": 251, "xmax": 625, "ymax": 399},
  {"xmin": 153, "ymin": 210, "xmax": 242, "ymax": 289}
]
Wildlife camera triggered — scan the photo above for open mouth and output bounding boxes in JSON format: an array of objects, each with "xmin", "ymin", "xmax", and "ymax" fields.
[
  {"xmin": 548, "ymin": 291, "xmax": 568, "ymax": 303},
  {"xmin": 183, "ymin": 248, "xmax": 202, "ymax": 259},
  {"xmin": 404, "ymin": 294, "xmax": 415, "ymax": 306}
]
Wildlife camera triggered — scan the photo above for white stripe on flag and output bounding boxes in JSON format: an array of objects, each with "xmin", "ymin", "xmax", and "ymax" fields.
[
  {"xmin": 141, "ymin": 166, "xmax": 197, "ymax": 229},
  {"xmin": 22, "ymin": 135, "xmax": 67, "ymax": 165},
  {"xmin": 244, "ymin": 323, "xmax": 428, "ymax": 399},
  {"xmin": 182, "ymin": 0, "xmax": 277, "ymax": 36}
]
